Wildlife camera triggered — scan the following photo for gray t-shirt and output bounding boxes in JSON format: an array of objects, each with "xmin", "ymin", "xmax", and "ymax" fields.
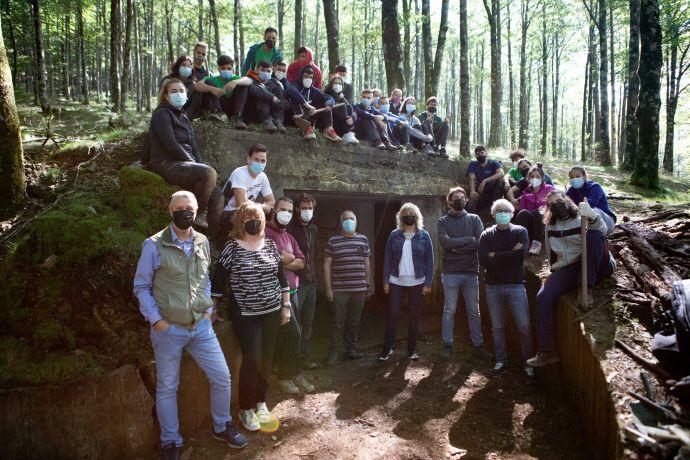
[{"xmin": 324, "ymin": 233, "xmax": 371, "ymax": 292}]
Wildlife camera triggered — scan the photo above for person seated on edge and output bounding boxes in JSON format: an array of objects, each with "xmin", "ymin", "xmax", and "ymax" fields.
[
  {"xmin": 506, "ymin": 158, "xmax": 555, "ymax": 205},
  {"xmin": 371, "ymin": 88, "xmax": 382, "ymax": 107},
  {"xmin": 526, "ymin": 192, "xmax": 615, "ymax": 367},
  {"xmin": 389, "ymin": 88, "xmax": 403, "ymax": 114},
  {"xmin": 217, "ymin": 144, "xmax": 276, "ymax": 247},
  {"xmin": 271, "ymin": 61, "xmax": 294, "ymax": 125},
  {"xmin": 514, "ymin": 163, "xmax": 556, "ymax": 256},
  {"xmin": 418, "ymin": 96, "xmax": 450, "ymax": 158},
  {"xmin": 374, "ymin": 96, "xmax": 410, "ymax": 150},
  {"xmin": 264, "ymin": 197, "xmax": 315, "ymax": 395},
  {"xmin": 466, "ymin": 145, "xmax": 505, "ymax": 215},
  {"xmin": 287, "ymin": 46, "xmax": 323, "ymax": 89},
  {"xmin": 354, "ymin": 89, "xmax": 396, "ymax": 150},
  {"xmin": 285, "ymin": 65, "xmax": 341, "ymax": 141},
  {"xmin": 503, "ymin": 149, "xmax": 527, "ymax": 191},
  {"xmin": 324, "ymin": 75, "xmax": 359, "ymax": 144},
  {"xmin": 397, "ymin": 97, "xmax": 435, "ymax": 155},
  {"xmin": 566, "ymin": 166, "xmax": 617, "ymax": 235},
  {"xmin": 332, "ymin": 64, "xmax": 354, "ymax": 103},
  {"xmin": 133, "ymin": 191, "xmax": 247, "ymax": 457},
  {"xmin": 192, "ymin": 55, "xmax": 252, "ymax": 128},
  {"xmin": 245, "ymin": 60, "xmax": 288, "ymax": 133},
  {"xmin": 159, "ymin": 55, "xmax": 196, "ymax": 94},
  {"xmin": 478, "ymin": 199, "xmax": 534, "ymax": 379},
  {"xmin": 241, "ymin": 27, "xmax": 284, "ymax": 75},
  {"xmin": 191, "ymin": 42, "xmax": 211, "ymax": 81},
  {"xmin": 146, "ymin": 78, "xmax": 222, "ymax": 231}
]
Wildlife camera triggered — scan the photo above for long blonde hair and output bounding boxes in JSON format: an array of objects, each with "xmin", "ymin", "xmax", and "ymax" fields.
[{"xmin": 396, "ymin": 202, "xmax": 424, "ymax": 230}]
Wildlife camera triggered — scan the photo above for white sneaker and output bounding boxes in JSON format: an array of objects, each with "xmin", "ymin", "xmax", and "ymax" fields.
[
  {"xmin": 238, "ymin": 409, "xmax": 260, "ymax": 431},
  {"xmin": 255, "ymin": 402, "xmax": 271, "ymax": 424},
  {"xmin": 342, "ymin": 132, "xmax": 359, "ymax": 144},
  {"xmin": 528, "ymin": 240, "xmax": 542, "ymax": 255}
]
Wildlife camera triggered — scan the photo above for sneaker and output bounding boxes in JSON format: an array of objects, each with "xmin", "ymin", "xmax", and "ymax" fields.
[
  {"xmin": 378, "ymin": 349, "xmax": 393, "ymax": 361},
  {"xmin": 255, "ymin": 402, "xmax": 271, "ymax": 424},
  {"xmin": 396, "ymin": 144, "xmax": 405, "ymax": 150},
  {"xmin": 407, "ymin": 350, "xmax": 419, "ymax": 360},
  {"xmin": 161, "ymin": 442, "xmax": 180, "ymax": 460},
  {"xmin": 303, "ymin": 125, "xmax": 316, "ymax": 139},
  {"xmin": 342, "ymin": 131, "xmax": 359, "ymax": 144},
  {"xmin": 238, "ymin": 409, "xmax": 260, "ymax": 431},
  {"xmin": 524, "ymin": 365, "xmax": 536, "ymax": 381},
  {"xmin": 212, "ymin": 421, "xmax": 247, "ymax": 449},
  {"xmin": 440, "ymin": 343, "xmax": 452, "ymax": 360},
  {"xmin": 375, "ymin": 143, "xmax": 387, "ymax": 150},
  {"xmin": 231, "ymin": 116, "xmax": 247, "ymax": 130},
  {"xmin": 293, "ymin": 373, "xmax": 315, "ymax": 393},
  {"xmin": 345, "ymin": 349, "xmax": 364, "ymax": 360},
  {"xmin": 422, "ymin": 145, "xmax": 436, "ymax": 156},
  {"xmin": 490, "ymin": 362, "xmax": 508, "ymax": 377},
  {"xmin": 262, "ymin": 119, "xmax": 278, "ymax": 132},
  {"xmin": 526, "ymin": 352, "xmax": 560, "ymax": 368},
  {"xmin": 528, "ymin": 241, "xmax": 542, "ymax": 255},
  {"xmin": 278, "ymin": 378, "xmax": 299, "ymax": 394},
  {"xmin": 274, "ymin": 119, "xmax": 286, "ymax": 133},
  {"xmin": 194, "ymin": 210, "xmax": 208, "ymax": 229},
  {"xmin": 206, "ymin": 113, "xmax": 224, "ymax": 123},
  {"xmin": 382, "ymin": 139, "xmax": 397, "ymax": 151},
  {"xmin": 322, "ymin": 127, "xmax": 342, "ymax": 142}
]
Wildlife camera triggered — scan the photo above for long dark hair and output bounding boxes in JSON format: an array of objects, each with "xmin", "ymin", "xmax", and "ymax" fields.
[
  {"xmin": 171, "ymin": 55, "xmax": 193, "ymax": 79},
  {"xmin": 543, "ymin": 191, "xmax": 579, "ymax": 225}
]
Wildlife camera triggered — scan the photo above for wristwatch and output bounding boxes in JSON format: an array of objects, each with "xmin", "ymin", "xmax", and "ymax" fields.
[{"xmin": 282, "ymin": 302, "xmax": 292, "ymax": 309}]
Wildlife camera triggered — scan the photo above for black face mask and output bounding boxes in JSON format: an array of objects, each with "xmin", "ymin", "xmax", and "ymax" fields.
[
  {"xmin": 476, "ymin": 155, "xmax": 487, "ymax": 163},
  {"xmin": 402, "ymin": 215, "xmax": 416, "ymax": 226},
  {"xmin": 519, "ymin": 168, "xmax": 530, "ymax": 177},
  {"xmin": 550, "ymin": 202, "xmax": 569, "ymax": 220},
  {"xmin": 265, "ymin": 39, "xmax": 275, "ymax": 49},
  {"xmin": 451, "ymin": 199, "xmax": 467, "ymax": 211},
  {"xmin": 428, "ymin": 106, "xmax": 437, "ymax": 113},
  {"xmin": 172, "ymin": 210, "xmax": 195, "ymax": 230},
  {"xmin": 244, "ymin": 219, "xmax": 262, "ymax": 236}
]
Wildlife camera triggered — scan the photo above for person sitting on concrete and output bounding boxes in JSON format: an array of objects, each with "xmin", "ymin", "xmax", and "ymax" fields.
[
  {"xmin": 287, "ymin": 46, "xmax": 323, "ymax": 89},
  {"xmin": 134, "ymin": 191, "xmax": 247, "ymax": 457},
  {"xmin": 374, "ymin": 96, "xmax": 404, "ymax": 149},
  {"xmin": 191, "ymin": 42, "xmax": 211, "ymax": 81},
  {"xmin": 324, "ymin": 210, "xmax": 372, "ymax": 365},
  {"xmin": 332, "ymin": 64, "xmax": 354, "ymax": 103},
  {"xmin": 371, "ymin": 88, "xmax": 382, "ymax": 107},
  {"xmin": 146, "ymin": 78, "xmax": 222, "ymax": 230},
  {"xmin": 397, "ymin": 97, "xmax": 435, "ymax": 155},
  {"xmin": 354, "ymin": 89, "xmax": 396, "ymax": 150},
  {"xmin": 418, "ymin": 96, "xmax": 450, "ymax": 158},
  {"xmin": 217, "ymin": 144, "xmax": 276, "ymax": 247},
  {"xmin": 191, "ymin": 55, "xmax": 252, "ymax": 128},
  {"xmin": 438, "ymin": 187, "xmax": 485, "ymax": 360},
  {"xmin": 478, "ymin": 199, "xmax": 534, "ymax": 379},
  {"xmin": 503, "ymin": 149, "xmax": 527, "ymax": 191},
  {"xmin": 158, "ymin": 55, "xmax": 196, "ymax": 97},
  {"xmin": 264, "ymin": 197, "xmax": 315, "ymax": 395},
  {"xmin": 466, "ymin": 145, "xmax": 505, "ymax": 215},
  {"xmin": 506, "ymin": 158, "xmax": 555, "ymax": 205},
  {"xmin": 514, "ymin": 163, "xmax": 556, "ymax": 255},
  {"xmin": 241, "ymin": 27, "xmax": 284, "ymax": 75},
  {"xmin": 244, "ymin": 60, "xmax": 288, "ymax": 133},
  {"xmin": 389, "ymin": 88, "xmax": 403, "ymax": 114},
  {"xmin": 527, "ymin": 192, "xmax": 615, "ymax": 368},
  {"xmin": 324, "ymin": 75, "xmax": 358, "ymax": 144},
  {"xmin": 285, "ymin": 65, "xmax": 341, "ymax": 142},
  {"xmin": 287, "ymin": 193, "xmax": 320, "ymax": 370},
  {"xmin": 379, "ymin": 202, "xmax": 434, "ymax": 362},
  {"xmin": 211, "ymin": 201, "xmax": 292, "ymax": 432},
  {"xmin": 566, "ymin": 166, "xmax": 617, "ymax": 235}
]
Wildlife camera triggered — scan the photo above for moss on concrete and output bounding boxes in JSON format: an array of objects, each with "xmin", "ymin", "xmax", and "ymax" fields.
[{"xmin": 118, "ymin": 166, "xmax": 176, "ymax": 235}]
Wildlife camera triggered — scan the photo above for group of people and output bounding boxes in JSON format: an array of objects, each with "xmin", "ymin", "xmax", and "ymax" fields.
[{"xmin": 156, "ymin": 29, "xmax": 451, "ymax": 158}]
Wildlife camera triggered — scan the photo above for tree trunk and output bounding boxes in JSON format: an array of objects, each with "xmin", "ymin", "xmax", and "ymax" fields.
[
  {"xmin": 596, "ymin": 0, "xmax": 611, "ymax": 165},
  {"xmin": 478, "ymin": 41, "xmax": 485, "ymax": 144},
  {"xmin": 63, "ymin": 5, "xmax": 71, "ymax": 100},
  {"xmin": 507, "ymin": 0, "xmax": 515, "ymax": 147},
  {"xmin": 314, "ymin": 0, "xmax": 320, "ymax": 61},
  {"xmin": 121, "ymin": 0, "xmax": 133, "ymax": 111},
  {"xmin": 381, "ymin": 0, "xmax": 405, "ymax": 92},
  {"xmin": 3, "ymin": 0, "xmax": 18, "ymax": 84},
  {"xmin": 144, "ymin": 0, "xmax": 152, "ymax": 112},
  {"xmin": 630, "ymin": 0, "xmax": 661, "ymax": 189},
  {"xmin": 134, "ymin": 1, "xmax": 142, "ymax": 111},
  {"xmin": 622, "ymin": 0, "xmax": 640, "ymax": 171},
  {"xmin": 29, "ymin": 0, "xmax": 49, "ymax": 112},
  {"xmin": 581, "ymin": 50, "xmax": 589, "ymax": 161},
  {"xmin": 208, "ymin": 0, "xmax": 221, "ymax": 56},
  {"xmin": 323, "ymin": 0, "xmax": 340, "ymax": 74},
  {"xmin": 277, "ymin": 0, "xmax": 285, "ymax": 51},
  {"xmin": 483, "ymin": 0, "xmax": 502, "ymax": 147},
  {"xmin": 518, "ymin": 0, "xmax": 531, "ymax": 149},
  {"xmin": 76, "ymin": 0, "xmax": 88, "ymax": 103},
  {"xmin": 238, "ymin": 0, "xmax": 244, "ymax": 61},
  {"xmin": 609, "ymin": 2, "xmax": 616, "ymax": 164},
  {"xmin": 421, "ymin": 0, "xmax": 431, "ymax": 96},
  {"xmin": 552, "ymin": 33, "xmax": 560, "ymax": 157},
  {"xmin": 414, "ymin": 0, "xmax": 422, "ymax": 96},
  {"xmin": 662, "ymin": 40, "xmax": 677, "ymax": 175},
  {"xmin": 164, "ymin": 0, "xmax": 174, "ymax": 65},
  {"xmin": 294, "ymin": 0, "xmax": 302, "ymax": 58},
  {"xmin": 110, "ymin": 0, "xmax": 121, "ymax": 112},
  {"xmin": 402, "ymin": 0, "xmax": 411, "ymax": 93},
  {"xmin": 427, "ymin": 0, "xmax": 449, "ymax": 98},
  {"xmin": 198, "ymin": 0, "xmax": 203, "ymax": 40},
  {"xmin": 459, "ymin": 0, "xmax": 470, "ymax": 157},
  {"xmin": 233, "ymin": 0, "xmax": 240, "ymax": 62},
  {"xmin": 540, "ymin": 2, "xmax": 547, "ymax": 155}
]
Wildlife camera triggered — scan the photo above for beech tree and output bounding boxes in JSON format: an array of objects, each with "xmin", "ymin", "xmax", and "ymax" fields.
[
  {"xmin": 483, "ymin": 0, "xmax": 502, "ymax": 147},
  {"xmin": 381, "ymin": 0, "xmax": 405, "ymax": 91}
]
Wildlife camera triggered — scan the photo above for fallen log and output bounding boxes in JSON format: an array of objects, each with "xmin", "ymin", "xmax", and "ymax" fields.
[
  {"xmin": 631, "ymin": 210, "xmax": 689, "ymax": 224},
  {"xmin": 619, "ymin": 222, "xmax": 690, "ymax": 258},
  {"xmin": 628, "ymin": 234, "xmax": 683, "ymax": 288},
  {"xmin": 618, "ymin": 247, "xmax": 670, "ymax": 298},
  {"xmin": 615, "ymin": 340, "xmax": 673, "ymax": 381}
]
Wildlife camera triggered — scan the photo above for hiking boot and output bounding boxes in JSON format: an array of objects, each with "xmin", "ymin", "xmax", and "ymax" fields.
[
  {"xmin": 490, "ymin": 362, "xmax": 508, "ymax": 377},
  {"xmin": 262, "ymin": 119, "xmax": 278, "ymax": 133},
  {"xmin": 278, "ymin": 378, "xmax": 299, "ymax": 394},
  {"xmin": 161, "ymin": 442, "xmax": 180, "ymax": 460},
  {"xmin": 528, "ymin": 241, "xmax": 542, "ymax": 255},
  {"xmin": 255, "ymin": 402, "xmax": 271, "ymax": 424},
  {"xmin": 577, "ymin": 290, "xmax": 594, "ymax": 310},
  {"xmin": 194, "ymin": 210, "xmax": 208, "ymax": 229},
  {"xmin": 303, "ymin": 125, "xmax": 317, "ymax": 139},
  {"xmin": 407, "ymin": 350, "xmax": 419, "ymax": 361},
  {"xmin": 439, "ymin": 146, "xmax": 448, "ymax": 158},
  {"xmin": 212, "ymin": 421, "xmax": 247, "ymax": 449},
  {"xmin": 293, "ymin": 373, "xmax": 315, "ymax": 393},
  {"xmin": 375, "ymin": 143, "xmax": 387, "ymax": 150},
  {"xmin": 526, "ymin": 352, "xmax": 560, "ymax": 368},
  {"xmin": 422, "ymin": 145, "xmax": 436, "ymax": 156},
  {"xmin": 274, "ymin": 119, "xmax": 286, "ymax": 133},
  {"xmin": 342, "ymin": 131, "xmax": 359, "ymax": 144},
  {"xmin": 524, "ymin": 365, "xmax": 536, "ymax": 382},
  {"xmin": 378, "ymin": 349, "xmax": 393, "ymax": 361},
  {"xmin": 205, "ymin": 113, "xmax": 224, "ymax": 123},
  {"xmin": 440, "ymin": 343, "xmax": 452, "ymax": 360},
  {"xmin": 238, "ymin": 409, "xmax": 260, "ymax": 431},
  {"xmin": 326, "ymin": 352, "xmax": 342, "ymax": 366},
  {"xmin": 231, "ymin": 116, "xmax": 246, "ymax": 130},
  {"xmin": 345, "ymin": 349, "xmax": 364, "ymax": 360},
  {"xmin": 382, "ymin": 138, "xmax": 397, "ymax": 151},
  {"xmin": 322, "ymin": 127, "xmax": 342, "ymax": 142}
]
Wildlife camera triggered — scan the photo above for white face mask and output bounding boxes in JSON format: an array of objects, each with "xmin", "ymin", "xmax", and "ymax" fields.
[
  {"xmin": 303, "ymin": 78, "xmax": 313, "ymax": 88},
  {"xmin": 300, "ymin": 209, "xmax": 314, "ymax": 222},
  {"xmin": 274, "ymin": 71, "xmax": 286, "ymax": 80},
  {"xmin": 529, "ymin": 178, "xmax": 543, "ymax": 188},
  {"xmin": 332, "ymin": 84, "xmax": 343, "ymax": 94},
  {"xmin": 276, "ymin": 211, "xmax": 292, "ymax": 226}
]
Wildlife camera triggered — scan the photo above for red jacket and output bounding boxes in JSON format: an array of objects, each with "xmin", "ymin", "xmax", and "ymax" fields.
[{"xmin": 287, "ymin": 46, "xmax": 323, "ymax": 89}]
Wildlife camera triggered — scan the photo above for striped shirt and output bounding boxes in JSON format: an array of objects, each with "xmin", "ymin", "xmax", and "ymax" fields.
[
  {"xmin": 324, "ymin": 233, "xmax": 371, "ymax": 292},
  {"xmin": 211, "ymin": 239, "xmax": 289, "ymax": 316}
]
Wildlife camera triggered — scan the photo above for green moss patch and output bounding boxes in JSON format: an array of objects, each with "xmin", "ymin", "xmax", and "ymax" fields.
[{"xmin": 118, "ymin": 165, "xmax": 176, "ymax": 235}]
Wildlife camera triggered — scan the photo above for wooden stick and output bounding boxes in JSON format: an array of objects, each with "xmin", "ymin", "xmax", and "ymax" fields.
[
  {"xmin": 292, "ymin": 102, "xmax": 346, "ymax": 119},
  {"xmin": 615, "ymin": 339, "xmax": 673, "ymax": 381},
  {"xmin": 581, "ymin": 215, "xmax": 588, "ymax": 305}
]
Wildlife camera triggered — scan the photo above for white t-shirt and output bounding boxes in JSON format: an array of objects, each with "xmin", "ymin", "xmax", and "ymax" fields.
[
  {"xmin": 389, "ymin": 233, "xmax": 425, "ymax": 287},
  {"xmin": 223, "ymin": 166, "xmax": 272, "ymax": 212}
]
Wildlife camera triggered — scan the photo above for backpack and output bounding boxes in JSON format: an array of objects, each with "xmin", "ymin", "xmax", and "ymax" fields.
[{"xmin": 651, "ymin": 279, "xmax": 690, "ymax": 376}]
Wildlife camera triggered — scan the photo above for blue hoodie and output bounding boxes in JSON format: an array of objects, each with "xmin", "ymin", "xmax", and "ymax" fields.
[{"xmin": 566, "ymin": 180, "xmax": 617, "ymax": 222}]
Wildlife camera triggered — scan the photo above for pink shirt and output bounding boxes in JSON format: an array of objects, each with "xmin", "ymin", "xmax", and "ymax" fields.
[
  {"xmin": 265, "ymin": 225, "xmax": 305, "ymax": 289},
  {"xmin": 520, "ymin": 183, "xmax": 556, "ymax": 212}
]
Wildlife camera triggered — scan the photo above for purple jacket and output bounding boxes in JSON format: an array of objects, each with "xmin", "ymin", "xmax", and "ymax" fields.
[{"xmin": 519, "ymin": 183, "xmax": 556, "ymax": 212}]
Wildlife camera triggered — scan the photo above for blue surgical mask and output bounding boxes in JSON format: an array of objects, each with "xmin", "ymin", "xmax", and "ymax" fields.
[
  {"xmin": 380, "ymin": 104, "xmax": 389, "ymax": 114},
  {"xmin": 220, "ymin": 70, "xmax": 234, "ymax": 80},
  {"xmin": 495, "ymin": 212, "xmax": 512, "ymax": 225},
  {"xmin": 360, "ymin": 98, "xmax": 371, "ymax": 108},
  {"xmin": 179, "ymin": 66, "xmax": 193, "ymax": 78},
  {"xmin": 373, "ymin": 97, "xmax": 380, "ymax": 105},
  {"xmin": 169, "ymin": 92, "xmax": 188, "ymax": 108},
  {"xmin": 570, "ymin": 177, "xmax": 585, "ymax": 189},
  {"xmin": 259, "ymin": 70, "xmax": 272, "ymax": 81},
  {"xmin": 342, "ymin": 218, "xmax": 356, "ymax": 233},
  {"xmin": 250, "ymin": 162, "xmax": 265, "ymax": 175},
  {"xmin": 405, "ymin": 103, "xmax": 416, "ymax": 113}
]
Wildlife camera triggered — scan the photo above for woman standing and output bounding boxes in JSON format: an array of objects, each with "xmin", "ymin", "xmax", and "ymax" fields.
[
  {"xmin": 211, "ymin": 202, "xmax": 291, "ymax": 432},
  {"xmin": 514, "ymin": 163, "xmax": 556, "ymax": 255},
  {"xmin": 379, "ymin": 203, "xmax": 434, "ymax": 361}
]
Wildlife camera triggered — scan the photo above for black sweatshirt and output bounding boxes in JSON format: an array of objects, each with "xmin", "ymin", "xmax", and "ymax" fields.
[
  {"xmin": 437, "ymin": 210, "xmax": 484, "ymax": 274},
  {"xmin": 478, "ymin": 224, "xmax": 529, "ymax": 285},
  {"xmin": 147, "ymin": 102, "xmax": 201, "ymax": 165}
]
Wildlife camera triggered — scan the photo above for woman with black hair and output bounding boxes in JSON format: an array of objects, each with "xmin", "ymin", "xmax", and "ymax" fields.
[{"xmin": 159, "ymin": 55, "xmax": 197, "ymax": 93}]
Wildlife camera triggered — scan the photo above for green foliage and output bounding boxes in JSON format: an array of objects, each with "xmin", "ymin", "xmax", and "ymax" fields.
[
  {"xmin": 118, "ymin": 166, "xmax": 176, "ymax": 235},
  {"xmin": 32, "ymin": 319, "xmax": 76, "ymax": 351}
]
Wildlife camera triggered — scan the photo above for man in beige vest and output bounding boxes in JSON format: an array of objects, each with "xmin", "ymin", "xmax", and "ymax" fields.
[{"xmin": 134, "ymin": 191, "xmax": 246, "ymax": 459}]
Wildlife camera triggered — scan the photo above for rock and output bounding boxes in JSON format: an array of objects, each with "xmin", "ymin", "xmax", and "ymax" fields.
[
  {"xmin": 118, "ymin": 165, "xmax": 176, "ymax": 235},
  {"xmin": 39, "ymin": 254, "xmax": 58, "ymax": 269}
]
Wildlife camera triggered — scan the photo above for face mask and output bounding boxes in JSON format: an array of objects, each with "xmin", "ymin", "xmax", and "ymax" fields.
[
  {"xmin": 380, "ymin": 104, "xmax": 389, "ymax": 114},
  {"xmin": 220, "ymin": 70, "xmax": 234, "ymax": 80},
  {"xmin": 244, "ymin": 219, "xmax": 262, "ymax": 236},
  {"xmin": 259, "ymin": 70, "xmax": 272, "ymax": 81},
  {"xmin": 476, "ymin": 154, "xmax": 487, "ymax": 163},
  {"xmin": 402, "ymin": 215, "xmax": 416, "ymax": 226},
  {"xmin": 428, "ymin": 106, "xmax": 437, "ymax": 113},
  {"xmin": 405, "ymin": 103, "xmax": 416, "ymax": 113},
  {"xmin": 342, "ymin": 219, "xmax": 356, "ymax": 233},
  {"xmin": 519, "ymin": 168, "xmax": 529, "ymax": 177},
  {"xmin": 529, "ymin": 178, "xmax": 543, "ymax": 188},
  {"xmin": 300, "ymin": 209, "xmax": 313, "ymax": 222},
  {"xmin": 495, "ymin": 212, "xmax": 512, "ymax": 225},
  {"xmin": 276, "ymin": 210, "xmax": 292, "ymax": 226},
  {"xmin": 373, "ymin": 97, "xmax": 380, "ymax": 105},
  {"xmin": 332, "ymin": 84, "xmax": 343, "ymax": 93},
  {"xmin": 250, "ymin": 161, "xmax": 265, "ymax": 175},
  {"xmin": 570, "ymin": 177, "xmax": 585, "ymax": 189},
  {"xmin": 194, "ymin": 54, "xmax": 205, "ymax": 64},
  {"xmin": 169, "ymin": 92, "xmax": 188, "ymax": 108},
  {"xmin": 265, "ymin": 39, "xmax": 275, "ymax": 49},
  {"xmin": 451, "ymin": 198, "xmax": 467, "ymax": 211},
  {"xmin": 360, "ymin": 98, "xmax": 371, "ymax": 108},
  {"xmin": 550, "ymin": 202, "xmax": 569, "ymax": 220},
  {"xmin": 274, "ymin": 71, "xmax": 286, "ymax": 80},
  {"xmin": 179, "ymin": 66, "xmax": 193, "ymax": 78},
  {"xmin": 172, "ymin": 209, "xmax": 194, "ymax": 230},
  {"xmin": 302, "ymin": 77, "xmax": 313, "ymax": 88}
]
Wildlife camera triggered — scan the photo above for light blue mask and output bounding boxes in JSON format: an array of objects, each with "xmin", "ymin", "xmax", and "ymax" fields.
[
  {"xmin": 342, "ymin": 218, "xmax": 356, "ymax": 233},
  {"xmin": 373, "ymin": 97, "xmax": 380, "ymax": 105},
  {"xmin": 405, "ymin": 103, "xmax": 416, "ymax": 113},
  {"xmin": 250, "ymin": 162, "xmax": 265, "ymax": 175},
  {"xmin": 259, "ymin": 70, "xmax": 272, "ymax": 81},
  {"xmin": 495, "ymin": 212, "xmax": 512, "ymax": 225},
  {"xmin": 220, "ymin": 70, "xmax": 234, "ymax": 80},
  {"xmin": 570, "ymin": 177, "xmax": 585, "ymax": 189},
  {"xmin": 360, "ymin": 98, "xmax": 371, "ymax": 108},
  {"xmin": 379, "ymin": 104, "xmax": 389, "ymax": 114},
  {"xmin": 169, "ymin": 92, "xmax": 188, "ymax": 108},
  {"xmin": 179, "ymin": 66, "xmax": 193, "ymax": 78}
]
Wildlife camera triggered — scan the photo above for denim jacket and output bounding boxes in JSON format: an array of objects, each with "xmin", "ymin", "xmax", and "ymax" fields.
[{"xmin": 383, "ymin": 229, "xmax": 434, "ymax": 287}]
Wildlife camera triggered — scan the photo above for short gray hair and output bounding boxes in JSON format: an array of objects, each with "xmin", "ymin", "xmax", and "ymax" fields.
[
  {"xmin": 341, "ymin": 210, "xmax": 356, "ymax": 221},
  {"xmin": 170, "ymin": 190, "xmax": 198, "ymax": 210},
  {"xmin": 491, "ymin": 198, "xmax": 514, "ymax": 216}
]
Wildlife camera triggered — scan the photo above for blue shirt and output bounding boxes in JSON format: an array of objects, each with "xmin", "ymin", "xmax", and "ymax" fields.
[
  {"xmin": 566, "ymin": 180, "xmax": 617, "ymax": 222},
  {"xmin": 466, "ymin": 159, "xmax": 503, "ymax": 183},
  {"xmin": 133, "ymin": 225, "xmax": 212, "ymax": 325}
]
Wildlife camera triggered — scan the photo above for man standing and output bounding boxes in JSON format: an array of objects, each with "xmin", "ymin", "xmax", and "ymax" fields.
[
  {"xmin": 133, "ymin": 191, "xmax": 246, "ymax": 459},
  {"xmin": 324, "ymin": 211, "xmax": 372, "ymax": 365},
  {"xmin": 438, "ymin": 187, "xmax": 484, "ymax": 360},
  {"xmin": 466, "ymin": 145, "xmax": 505, "ymax": 215},
  {"xmin": 242, "ymin": 27, "xmax": 284, "ymax": 75},
  {"xmin": 418, "ymin": 96, "xmax": 450, "ymax": 158}
]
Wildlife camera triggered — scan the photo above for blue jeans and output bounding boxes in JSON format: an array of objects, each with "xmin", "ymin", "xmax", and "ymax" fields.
[
  {"xmin": 384, "ymin": 283, "xmax": 423, "ymax": 352},
  {"xmin": 485, "ymin": 284, "xmax": 533, "ymax": 362},
  {"xmin": 150, "ymin": 318, "xmax": 231, "ymax": 446},
  {"xmin": 441, "ymin": 273, "xmax": 483, "ymax": 346}
]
